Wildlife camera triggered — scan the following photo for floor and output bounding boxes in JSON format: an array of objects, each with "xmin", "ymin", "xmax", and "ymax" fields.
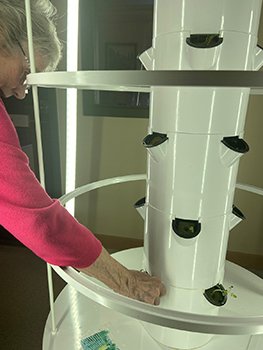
[
  {"xmin": 1, "ymin": 244, "xmax": 263, "ymax": 350},
  {"xmin": 0, "ymin": 244, "xmax": 66, "ymax": 350}
]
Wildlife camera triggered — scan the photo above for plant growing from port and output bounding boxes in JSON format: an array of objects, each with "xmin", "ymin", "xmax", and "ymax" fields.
[{"xmin": 212, "ymin": 285, "xmax": 237, "ymax": 298}]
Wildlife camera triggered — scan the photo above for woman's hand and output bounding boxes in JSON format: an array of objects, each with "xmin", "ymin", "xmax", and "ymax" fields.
[
  {"xmin": 120, "ymin": 269, "xmax": 166, "ymax": 305},
  {"xmin": 79, "ymin": 247, "xmax": 166, "ymax": 305}
]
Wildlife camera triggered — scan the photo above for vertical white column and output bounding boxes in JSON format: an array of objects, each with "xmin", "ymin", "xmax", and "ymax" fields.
[
  {"xmin": 66, "ymin": 0, "xmax": 79, "ymax": 215},
  {"xmin": 140, "ymin": 0, "xmax": 263, "ymax": 349},
  {"xmin": 25, "ymin": 0, "xmax": 57, "ymax": 335},
  {"xmin": 25, "ymin": 0, "xmax": 45, "ymax": 189}
]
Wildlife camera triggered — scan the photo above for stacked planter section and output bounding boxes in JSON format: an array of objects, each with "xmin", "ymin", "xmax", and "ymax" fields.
[{"xmin": 135, "ymin": 0, "xmax": 263, "ymax": 348}]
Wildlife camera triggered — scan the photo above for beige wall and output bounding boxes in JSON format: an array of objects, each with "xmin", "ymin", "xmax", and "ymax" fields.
[
  {"xmin": 227, "ymin": 9, "xmax": 263, "ymax": 255},
  {"xmin": 54, "ymin": 1, "xmax": 263, "ymax": 254},
  {"xmin": 74, "ymin": 108, "xmax": 148, "ymax": 240},
  {"xmin": 228, "ymin": 94, "xmax": 263, "ymax": 255}
]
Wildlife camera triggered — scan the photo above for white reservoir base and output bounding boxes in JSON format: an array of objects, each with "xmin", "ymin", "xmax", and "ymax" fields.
[{"xmin": 43, "ymin": 248, "xmax": 263, "ymax": 350}]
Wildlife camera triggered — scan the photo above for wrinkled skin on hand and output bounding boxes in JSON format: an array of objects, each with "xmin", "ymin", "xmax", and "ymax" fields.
[
  {"xmin": 121, "ymin": 270, "xmax": 167, "ymax": 305},
  {"xmin": 79, "ymin": 247, "xmax": 166, "ymax": 306}
]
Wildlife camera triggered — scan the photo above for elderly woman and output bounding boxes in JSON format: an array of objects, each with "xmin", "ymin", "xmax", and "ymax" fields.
[{"xmin": 0, "ymin": 0, "xmax": 166, "ymax": 305}]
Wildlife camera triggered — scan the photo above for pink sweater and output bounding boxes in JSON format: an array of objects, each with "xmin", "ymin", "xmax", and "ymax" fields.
[{"xmin": 0, "ymin": 98, "xmax": 102, "ymax": 268}]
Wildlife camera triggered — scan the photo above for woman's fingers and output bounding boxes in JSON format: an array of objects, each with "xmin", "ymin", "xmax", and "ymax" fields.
[{"xmin": 126, "ymin": 270, "xmax": 166, "ymax": 305}]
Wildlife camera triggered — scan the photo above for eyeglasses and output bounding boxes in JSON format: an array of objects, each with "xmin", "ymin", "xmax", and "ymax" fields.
[
  {"xmin": 18, "ymin": 42, "xmax": 31, "ymax": 70},
  {"xmin": 17, "ymin": 42, "xmax": 31, "ymax": 89}
]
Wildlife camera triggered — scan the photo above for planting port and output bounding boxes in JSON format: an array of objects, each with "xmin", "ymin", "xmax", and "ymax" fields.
[
  {"xmin": 172, "ymin": 218, "xmax": 201, "ymax": 239},
  {"xmin": 186, "ymin": 34, "xmax": 223, "ymax": 48},
  {"xmin": 204, "ymin": 284, "xmax": 227, "ymax": 307}
]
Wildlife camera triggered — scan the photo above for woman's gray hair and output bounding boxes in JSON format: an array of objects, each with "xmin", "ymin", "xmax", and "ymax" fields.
[{"xmin": 0, "ymin": 0, "xmax": 62, "ymax": 71}]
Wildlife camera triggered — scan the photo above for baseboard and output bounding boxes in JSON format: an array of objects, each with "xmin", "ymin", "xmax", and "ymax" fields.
[{"xmin": 95, "ymin": 234, "xmax": 263, "ymax": 270}]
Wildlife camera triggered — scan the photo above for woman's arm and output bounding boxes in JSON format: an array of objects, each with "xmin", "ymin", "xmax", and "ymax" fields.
[{"xmin": 79, "ymin": 247, "xmax": 166, "ymax": 305}]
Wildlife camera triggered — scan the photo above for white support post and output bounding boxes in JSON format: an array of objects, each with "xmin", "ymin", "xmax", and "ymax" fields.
[{"xmin": 24, "ymin": 0, "xmax": 56, "ymax": 335}]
